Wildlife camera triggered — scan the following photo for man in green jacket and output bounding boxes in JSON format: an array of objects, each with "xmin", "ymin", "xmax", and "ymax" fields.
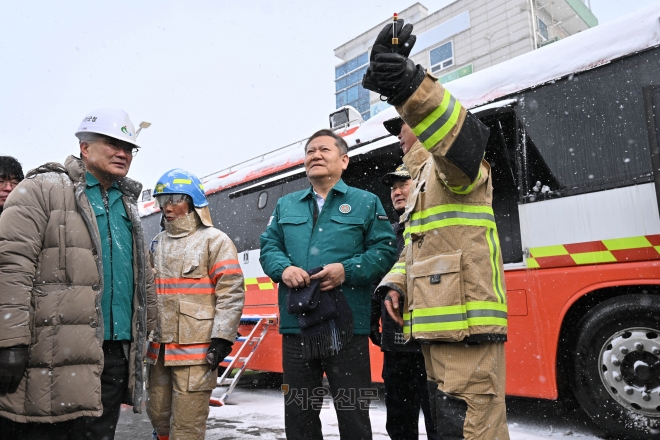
[{"xmin": 260, "ymin": 129, "xmax": 397, "ymax": 440}]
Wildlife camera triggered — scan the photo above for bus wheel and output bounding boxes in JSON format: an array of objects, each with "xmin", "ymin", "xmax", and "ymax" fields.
[{"xmin": 573, "ymin": 294, "xmax": 660, "ymax": 440}]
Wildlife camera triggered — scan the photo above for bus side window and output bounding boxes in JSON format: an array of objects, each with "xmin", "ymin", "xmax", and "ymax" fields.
[
  {"xmin": 520, "ymin": 127, "xmax": 562, "ymax": 203},
  {"xmin": 483, "ymin": 111, "xmax": 523, "ymax": 264}
]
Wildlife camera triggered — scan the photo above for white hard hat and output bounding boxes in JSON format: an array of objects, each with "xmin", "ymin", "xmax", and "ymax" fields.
[{"xmin": 75, "ymin": 108, "xmax": 139, "ymax": 147}]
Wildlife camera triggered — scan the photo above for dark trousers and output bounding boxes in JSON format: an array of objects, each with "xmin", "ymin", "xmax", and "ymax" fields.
[
  {"xmin": 383, "ymin": 351, "xmax": 438, "ymax": 440},
  {"xmin": 0, "ymin": 340, "xmax": 128, "ymax": 440},
  {"xmin": 282, "ymin": 334, "xmax": 373, "ymax": 440}
]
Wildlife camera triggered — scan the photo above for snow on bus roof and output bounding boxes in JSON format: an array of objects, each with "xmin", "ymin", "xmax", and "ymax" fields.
[
  {"xmin": 139, "ymin": 5, "xmax": 660, "ymax": 218},
  {"xmin": 448, "ymin": 3, "xmax": 660, "ymax": 109},
  {"xmin": 345, "ymin": 4, "xmax": 660, "ymax": 143}
]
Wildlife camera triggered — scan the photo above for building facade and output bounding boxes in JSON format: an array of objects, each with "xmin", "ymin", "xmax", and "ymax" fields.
[{"xmin": 334, "ymin": 0, "xmax": 598, "ymax": 120}]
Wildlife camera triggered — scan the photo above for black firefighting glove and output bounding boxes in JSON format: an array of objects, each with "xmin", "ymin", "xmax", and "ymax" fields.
[
  {"xmin": 370, "ymin": 19, "xmax": 417, "ymax": 60},
  {"xmin": 362, "ymin": 53, "xmax": 426, "ymax": 106},
  {"xmin": 369, "ymin": 326, "xmax": 382, "ymax": 347},
  {"xmin": 206, "ymin": 338, "xmax": 233, "ymax": 371},
  {"xmin": 0, "ymin": 346, "xmax": 29, "ymax": 394}
]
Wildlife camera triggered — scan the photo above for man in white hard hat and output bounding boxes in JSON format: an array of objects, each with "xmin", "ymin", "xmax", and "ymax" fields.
[{"xmin": 0, "ymin": 109, "xmax": 157, "ymax": 440}]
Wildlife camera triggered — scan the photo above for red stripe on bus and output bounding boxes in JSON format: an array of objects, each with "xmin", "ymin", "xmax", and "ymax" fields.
[
  {"xmin": 610, "ymin": 247, "xmax": 660, "ymax": 263},
  {"xmin": 646, "ymin": 234, "xmax": 660, "ymax": 246},
  {"xmin": 534, "ymin": 255, "xmax": 577, "ymax": 268},
  {"xmin": 563, "ymin": 241, "xmax": 608, "ymax": 254}
]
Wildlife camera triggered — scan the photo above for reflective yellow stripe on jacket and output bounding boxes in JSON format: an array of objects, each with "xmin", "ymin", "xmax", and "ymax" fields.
[
  {"xmin": 389, "ymin": 262, "xmax": 406, "ymax": 275},
  {"xmin": 411, "ymin": 89, "xmax": 462, "ymax": 151},
  {"xmin": 486, "ymin": 228, "xmax": 506, "ymax": 304},
  {"xmin": 445, "ymin": 168, "xmax": 482, "ymax": 195},
  {"xmin": 403, "ymin": 203, "xmax": 505, "ymax": 305},
  {"xmin": 403, "ymin": 301, "xmax": 507, "ymax": 335},
  {"xmin": 404, "ymin": 204, "xmax": 496, "ymax": 244}
]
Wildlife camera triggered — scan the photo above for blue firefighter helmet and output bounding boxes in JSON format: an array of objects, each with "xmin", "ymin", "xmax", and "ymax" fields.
[{"xmin": 153, "ymin": 169, "xmax": 208, "ymax": 208}]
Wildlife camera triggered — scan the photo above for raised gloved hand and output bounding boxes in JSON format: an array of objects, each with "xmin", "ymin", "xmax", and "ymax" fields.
[
  {"xmin": 362, "ymin": 53, "xmax": 426, "ymax": 106},
  {"xmin": 206, "ymin": 338, "xmax": 233, "ymax": 371},
  {"xmin": 0, "ymin": 346, "xmax": 29, "ymax": 394},
  {"xmin": 370, "ymin": 19, "xmax": 416, "ymax": 60},
  {"xmin": 362, "ymin": 20, "xmax": 424, "ymax": 105},
  {"xmin": 369, "ymin": 326, "xmax": 382, "ymax": 347}
]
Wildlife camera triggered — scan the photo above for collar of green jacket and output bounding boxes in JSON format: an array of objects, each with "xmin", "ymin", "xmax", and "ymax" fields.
[
  {"xmin": 85, "ymin": 170, "xmax": 119, "ymax": 192},
  {"xmin": 298, "ymin": 178, "xmax": 348, "ymax": 201}
]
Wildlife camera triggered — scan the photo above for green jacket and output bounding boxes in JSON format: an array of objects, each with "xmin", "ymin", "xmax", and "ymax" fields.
[
  {"xmin": 259, "ymin": 179, "xmax": 397, "ymax": 334},
  {"xmin": 85, "ymin": 172, "xmax": 134, "ymax": 341}
]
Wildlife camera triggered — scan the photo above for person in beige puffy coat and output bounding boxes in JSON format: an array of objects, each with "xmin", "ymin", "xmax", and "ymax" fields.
[
  {"xmin": 146, "ymin": 169, "xmax": 244, "ymax": 440},
  {"xmin": 0, "ymin": 108, "xmax": 157, "ymax": 440}
]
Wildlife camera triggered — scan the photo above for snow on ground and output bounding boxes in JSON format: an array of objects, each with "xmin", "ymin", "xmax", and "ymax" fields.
[
  {"xmin": 204, "ymin": 387, "xmax": 602, "ymax": 440},
  {"xmin": 117, "ymin": 383, "xmax": 604, "ymax": 439}
]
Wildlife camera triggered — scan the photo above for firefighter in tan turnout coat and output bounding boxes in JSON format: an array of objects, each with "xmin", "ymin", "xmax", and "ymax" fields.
[
  {"xmin": 146, "ymin": 169, "xmax": 244, "ymax": 440},
  {"xmin": 363, "ymin": 20, "xmax": 509, "ymax": 439}
]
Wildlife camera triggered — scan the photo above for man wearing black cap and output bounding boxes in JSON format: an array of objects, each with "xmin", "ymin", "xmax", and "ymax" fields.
[{"xmin": 370, "ymin": 119, "xmax": 438, "ymax": 440}]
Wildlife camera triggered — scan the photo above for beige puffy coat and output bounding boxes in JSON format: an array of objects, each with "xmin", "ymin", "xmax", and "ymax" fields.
[
  {"xmin": 147, "ymin": 213, "xmax": 244, "ymax": 367},
  {"xmin": 0, "ymin": 156, "xmax": 157, "ymax": 422},
  {"xmin": 378, "ymin": 74, "xmax": 508, "ymax": 343}
]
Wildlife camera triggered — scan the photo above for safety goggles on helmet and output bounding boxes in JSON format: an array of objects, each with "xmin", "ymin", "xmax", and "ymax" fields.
[{"xmin": 154, "ymin": 193, "xmax": 191, "ymax": 209}]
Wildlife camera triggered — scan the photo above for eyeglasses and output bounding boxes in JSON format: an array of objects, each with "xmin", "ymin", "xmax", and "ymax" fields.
[
  {"xmin": 0, "ymin": 179, "xmax": 20, "ymax": 189},
  {"xmin": 92, "ymin": 137, "xmax": 140, "ymax": 157},
  {"xmin": 154, "ymin": 194, "xmax": 189, "ymax": 209}
]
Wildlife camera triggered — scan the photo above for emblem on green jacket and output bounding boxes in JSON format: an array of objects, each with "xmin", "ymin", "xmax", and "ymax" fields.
[{"xmin": 339, "ymin": 204, "xmax": 351, "ymax": 214}]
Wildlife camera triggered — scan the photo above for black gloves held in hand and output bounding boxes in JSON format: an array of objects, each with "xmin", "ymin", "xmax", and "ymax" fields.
[
  {"xmin": 370, "ymin": 19, "xmax": 416, "ymax": 60},
  {"xmin": 369, "ymin": 327, "xmax": 382, "ymax": 348},
  {"xmin": 206, "ymin": 338, "xmax": 233, "ymax": 371},
  {"xmin": 0, "ymin": 345, "xmax": 29, "ymax": 395},
  {"xmin": 362, "ymin": 54, "xmax": 426, "ymax": 106}
]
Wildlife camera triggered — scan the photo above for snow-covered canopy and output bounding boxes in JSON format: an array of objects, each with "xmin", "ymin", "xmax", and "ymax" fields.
[{"xmin": 140, "ymin": 4, "xmax": 660, "ymax": 218}]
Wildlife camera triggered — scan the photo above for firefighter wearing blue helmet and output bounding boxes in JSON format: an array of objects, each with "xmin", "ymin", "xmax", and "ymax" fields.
[
  {"xmin": 152, "ymin": 168, "xmax": 213, "ymax": 226},
  {"xmin": 146, "ymin": 169, "xmax": 245, "ymax": 440}
]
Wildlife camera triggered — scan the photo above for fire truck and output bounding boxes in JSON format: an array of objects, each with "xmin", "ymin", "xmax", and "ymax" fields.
[{"xmin": 140, "ymin": 5, "xmax": 660, "ymax": 439}]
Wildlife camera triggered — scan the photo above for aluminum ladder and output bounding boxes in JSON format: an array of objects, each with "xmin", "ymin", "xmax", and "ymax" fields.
[{"xmin": 209, "ymin": 314, "xmax": 278, "ymax": 406}]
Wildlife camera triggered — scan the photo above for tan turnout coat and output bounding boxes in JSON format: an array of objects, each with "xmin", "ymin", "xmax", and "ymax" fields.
[
  {"xmin": 147, "ymin": 213, "xmax": 245, "ymax": 367},
  {"xmin": 0, "ymin": 156, "xmax": 157, "ymax": 423},
  {"xmin": 378, "ymin": 74, "xmax": 508, "ymax": 343}
]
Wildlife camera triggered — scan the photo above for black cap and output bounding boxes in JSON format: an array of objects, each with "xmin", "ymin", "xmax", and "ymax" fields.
[
  {"xmin": 383, "ymin": 117, "xmax": 404, "ymax": 137},
  {"xmin": 381, "ymin": 164, "xmax": 411, "ymax": 187}
]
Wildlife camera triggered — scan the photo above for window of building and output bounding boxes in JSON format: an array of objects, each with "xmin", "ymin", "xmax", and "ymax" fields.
[
  {"xmin": 335, "ymin": 52, "xmax": 370, "ymax": 120},
  {"xmin": 537, "ymin": 17, "xmax": 549, "ymax": 41},
  {"xmin": 429, "ymin": 41, "xmax": 454, "ymax": 74}
]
